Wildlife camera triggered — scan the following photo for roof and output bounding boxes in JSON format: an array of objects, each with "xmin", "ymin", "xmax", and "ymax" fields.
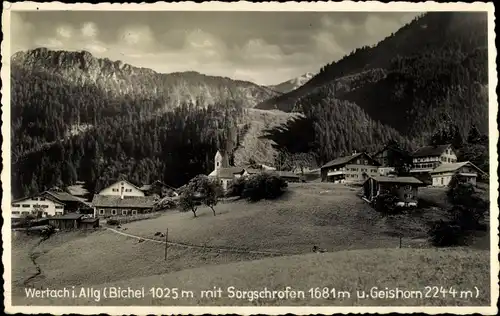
[
  {"xmin": 321, "ymin": 152, "xmax": 380, "ymax": 169},
  {"xmin": 244, "ymin": 168, "xmax": 263, "ymax": 175},
  {"xmin": 43, "ymin": 190, "xmax": 85, "ymax": 203},
  {"xmin": 49, "ymin": 213, "xmax": 85, "ymax": 220},
  {"xmin": 372, "ymin": 144, "xmax": 411, "ymax": 157},
  {"xmin": 277, "ymin": 171, "xmax": 301, "ymax": 178},
  {"xmin": 215, "ymin": 167, "xmax": 246, "ymax": 179},
  {"xmin": 368, "ymin": 176, "xmax": 424, "ymax": 185},
  {"xmin": 99, "ymin": 179, "xmax": 144, "ymax": 194},
  {"xmin": 140, "ymin": 181, "xmax": 177, "ymax": 191},
  {"xmin": 80, "ymin": 217, "xmax": 99, "ymax": 223},
  {"xmin": 12, "ymin": 193, "xmax": 65, "ymax": 205},
  {"xmin": 92, "ymin": 195, "xmax": 157, "ymax": 208},
  {"xmin": 430, "ymin": 161, "xmax": 485, "ymax": 175},
  {"xmin": 412, "ymin": 144, "xmax": 451, "ymax": 158}
]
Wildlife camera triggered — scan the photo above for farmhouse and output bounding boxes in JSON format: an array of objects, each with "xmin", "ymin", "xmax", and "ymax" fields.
[
  {"xmin": 275, "ymin": 171, "xmax": 301, "ymax": 182},
  {"xmin": 363, "ymin": 175, "xmax": 425, "ymax": 206},
  {"xmin": 372, "ymin": 143, "xmax": 412, "ymax": 176},
  {"xmin": 98, "ymin": 179, "xmax": 145, "ymax": 197},
  {"xmin": 410, "ymin": 144, "xmax": 457, "ymax": 172},
  {"xmin": 320, "ymin": 152, "xmax": 381, "ymax": 184},
  {"xmin": 11, "ymin": 194, "xmax": 65, "ymax": 220},
  {"xmin": 92, "ymin": 194, "xmax": 157, "ymax": 217},
  {"xmin": 41, "ymin": 189, "xmax": 89, "ymax": 213},
  {"xmin": 430, "ymin": 161, "xmax": 485, "ymax": 186},
  {"xmin": 139, "ymin": 180, "xmax": 178, "ymax": 198}
]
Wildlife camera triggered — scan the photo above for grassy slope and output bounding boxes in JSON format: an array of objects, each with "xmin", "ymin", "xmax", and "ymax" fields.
[
  {"xmin": 234, "ymin": 108, "xmax": 301, "ymax": 166},
  {"xmin": 16, "ymin": 248, "xmax": 490, "ymax": 306},
  {"xmin": 11, "ymin": 183, "xmax": 491, "ymax": 306}
]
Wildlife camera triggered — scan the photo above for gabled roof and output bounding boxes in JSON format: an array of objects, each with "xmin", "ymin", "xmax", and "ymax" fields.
[
  {"xmin": 372, "ymin": 144, "xmax": 411, "ymax": 157},
  {"xmin": 367, "ymin": 176, "xmax": 424, "ymax": 185},
  {"xmin": 244, "ymin": 168, "xmax": 263, "ymax": 175},
  {"xmin": 12, "ymin": 193, "xmax": 65, "ymax": 205},
  {"xmin": 92, "ymin": 195, "xmax": 157, "ymax": 208},
  {"xmin": 43, "ymin": 190, "xmax": 84, "ymax": 203},
  {"xmin": 99, "ymin": 179, "xmax": 144, "ymax": 194},
  {"xmin": 214, "ymin": 167, "xmax": 246, "ymax": 179},
  {"xmin": 430, "ymin": 161, "xmax": 485, "ymax": 175},
  {"xmin": 412, "ymin": 144, "xmax": 452, "ymax": 158},
  {"xmin": 321, "ymin": 152, "xmax": 380, "ymax": 169}
]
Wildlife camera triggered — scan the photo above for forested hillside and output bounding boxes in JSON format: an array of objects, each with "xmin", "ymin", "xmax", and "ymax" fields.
[
  {"xmin": 12, "ymin": 102, "xmax": 243, "ymax": 199},
  {"xmin": 258, "ymin": 12, "xmax": 489, "ymax": 161}
]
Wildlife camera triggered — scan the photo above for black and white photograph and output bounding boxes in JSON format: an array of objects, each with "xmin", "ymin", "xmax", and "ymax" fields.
[{"xmin": 2, "ymin": 1, "xmax": 498, "ymax": 314}]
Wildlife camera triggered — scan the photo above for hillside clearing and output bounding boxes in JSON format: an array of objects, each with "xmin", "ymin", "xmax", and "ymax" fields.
[{"xmin": 15, "ymin": 248, "xmax": 490, "ymax": 306}]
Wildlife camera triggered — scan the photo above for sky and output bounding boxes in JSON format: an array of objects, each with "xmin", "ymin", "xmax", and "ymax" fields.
[{"xmin": 10, "ymin": 11, "xmax": 421, "ymax": 86}]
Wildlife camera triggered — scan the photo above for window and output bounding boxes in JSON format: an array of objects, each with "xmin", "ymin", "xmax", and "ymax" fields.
[
  {"xmin": 12, "ymin": 211, "xmax": 19, "ymax": 215},
  {"xmin": 44, "ymin": 212, "xmax": 48, "ymax": 216},
  {"xmin": 22, "ymin": 211, "xmax": 29, "ymax": 215},
  {"xmin": 99, "ymin": 209, "xmax": 105, "ymax": 215},
  {"xmin": 112, "ymin": 188, "xmax": 118, "ymax": 192},
  {"xmin": 39, "ymin": 198, "xmax": 46, "ymax": 201},
  {"xmin": 111, "ymin": 209, "xmax": 117, "ymax": 215},
  {"xmin": 55, "ymin": 205, "xmax": 63, "ymax": 209},
  {"xmin": 55, "ymin": 212, "xmax": 63, "ymax": 215},
  {"xmin": 131, "ymin": 210, "xmax": 138, "ymax": 215},
  {"xmin": 22, "ymin": 204, "xmax": 30, "ymax": 208},
  {"xmin": 41, "ymin": 205, "xmax": 49, "ymax": 209},
  {"xmin": 12, "ymin": 204, "xmax": 20, "ymax": 207},
  {"xmin": 32, "ymin": 198, "xmax": 38, "ymax": 201}
]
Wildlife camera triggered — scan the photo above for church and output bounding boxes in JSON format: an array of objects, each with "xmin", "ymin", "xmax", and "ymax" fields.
[{"xmin": 208, "ymin": 150, "xmax": 246, "ymax": 191}]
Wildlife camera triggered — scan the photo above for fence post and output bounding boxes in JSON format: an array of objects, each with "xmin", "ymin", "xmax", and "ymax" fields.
[{"xmin": 164, "ymin": 229, "xmax": 168, "ymax": 261}]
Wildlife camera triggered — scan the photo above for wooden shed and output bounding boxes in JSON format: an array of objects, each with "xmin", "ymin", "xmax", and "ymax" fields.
[{"xmin": 47, "ymin": 213, "xmax": 85, "ymax": 230}]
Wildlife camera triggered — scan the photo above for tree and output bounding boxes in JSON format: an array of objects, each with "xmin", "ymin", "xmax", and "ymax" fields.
[
  {"xmin": 179, "ymin": 189, "xmax": 199, "ymax": 217},
  {"xmin": 289, "ymin": 152, "xmax": 316, "ymax": 175},
  {"xmin": 274, "ymin": 149, "xmax": 292, "ymax": 171},
  {"xmin": 31, "ymin": 204, "xmax": 45, "ymax": 219}
]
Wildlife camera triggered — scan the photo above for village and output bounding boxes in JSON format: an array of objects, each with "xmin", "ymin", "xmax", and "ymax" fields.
[{"xmin": 10, "ymin": 141, "xmax": 487, "ymax": 233}]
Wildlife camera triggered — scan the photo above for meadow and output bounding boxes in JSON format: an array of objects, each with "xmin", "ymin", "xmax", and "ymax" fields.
[{"xmin": 11, "ymin": 182, "xmax": 490, "ymax": 306}]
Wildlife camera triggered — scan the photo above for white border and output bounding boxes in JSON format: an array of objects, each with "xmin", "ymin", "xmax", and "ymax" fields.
[{"xmin": 1, "ymin": 1, "xmax": 498, "ymax": 315}]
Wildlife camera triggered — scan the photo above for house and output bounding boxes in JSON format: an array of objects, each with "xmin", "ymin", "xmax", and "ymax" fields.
[
  {"xmin": 98, "ymin": 179, "xmax": 145, "ymax": 197},
  {"xmin": 11, "ymin": 194, "xmax": 66, "ymax": 220},
  {"xmin": 410, "ymin": 144, "xmax": 457, "ymax": 173},
  {"xmin": 363, "ymin": 175, "xmax": 425, "ymax": 207},
  {"xmin": 320, "ymin": 152, "xmax": 381, "ymax": 184},
  {"xmin": 92, "ymin": 195, "xmax": 157, "ymax": 217},
  {"xmin": 47, "ymin": 213, "xmax": 99, "ymax": 230},
  {"xmin": 275, "ymin": 171, "xmax": 301, "ymax": 182},
  {"xmin": 41, "ymin": 189, "xmax": 89, "ymax": 213},
  {"xmin": 372, "ymin": 143, "xmax": 412, "ymax": 176},
  {"xmin": 139, "ymin": 180, "xmax": 178, "ymax": 198},
  {"xmin": 430, "ymin": 161, "xmax": 485, "ymax": 187}
]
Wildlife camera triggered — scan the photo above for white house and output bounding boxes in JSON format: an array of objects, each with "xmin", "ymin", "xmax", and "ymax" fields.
[
  {"xmin": 11, "ymin": 194, "xmax": 65, "ymax": 220},
  {"xmin": 320, "ymin": 152, "xmax": 381, "ymax": 184},
  {"xmin": 430, "ymin": 161, "xmax": 485, "ymax": 186},
  {"xmin": 410, "ymin": 144, "xmax": 457, "ymax": 174},
  {"xmin": 97, "ymin": 180, "xmax": 145, "ymax": 197}
]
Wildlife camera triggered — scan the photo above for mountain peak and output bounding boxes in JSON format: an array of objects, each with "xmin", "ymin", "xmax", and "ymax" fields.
[{"xmin": 267, "ymin": 71, "xmax": 317, "ymax": 94}]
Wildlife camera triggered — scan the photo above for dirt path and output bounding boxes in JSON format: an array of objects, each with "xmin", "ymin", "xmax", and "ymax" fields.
[
  {"xmin": 106, "ymin": 227, "xmax": 296, "ymax": 256},
  {"xmin": 23, "ymin": 235, "xmax": 50, "ymax": 287}
]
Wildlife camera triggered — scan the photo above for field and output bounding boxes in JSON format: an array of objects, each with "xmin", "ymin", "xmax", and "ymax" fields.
[{"xmin": 10, "ymin": 182, "xmax": 491, "ymax": 306}]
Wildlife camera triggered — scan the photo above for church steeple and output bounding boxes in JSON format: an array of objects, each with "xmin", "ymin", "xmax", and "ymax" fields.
[{"xmin": 215, "ymin": 150, "xmax": 229, "ymax": 170}]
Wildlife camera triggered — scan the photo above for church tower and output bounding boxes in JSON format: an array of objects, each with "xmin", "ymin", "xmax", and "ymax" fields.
[{"xmin": 215, "ymin": 150, "xmax": 229, "ymax": 170}]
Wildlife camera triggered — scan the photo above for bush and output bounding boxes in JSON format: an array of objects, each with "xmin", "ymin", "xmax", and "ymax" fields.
[
  {"xmin": 106, "ymin": 219, "xmax": 120, "ymax": 226},
  {"xmin": 373, "ymin": 193, "xmax": 399, "ymax": 215},
  {"xmin": 227, "ymin": 177, "xmax": 246, "ymax": 197},
  {"xmin": 428, "ymin": 220, "xmax": 469, "ymax": 247},
  {"xmin": 242, "ymin": 173, "xmax": 288, "ymax": 202},
  {"xmin": 449, "ymin": 204, "xmax": 487, "ymax": 230}
]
